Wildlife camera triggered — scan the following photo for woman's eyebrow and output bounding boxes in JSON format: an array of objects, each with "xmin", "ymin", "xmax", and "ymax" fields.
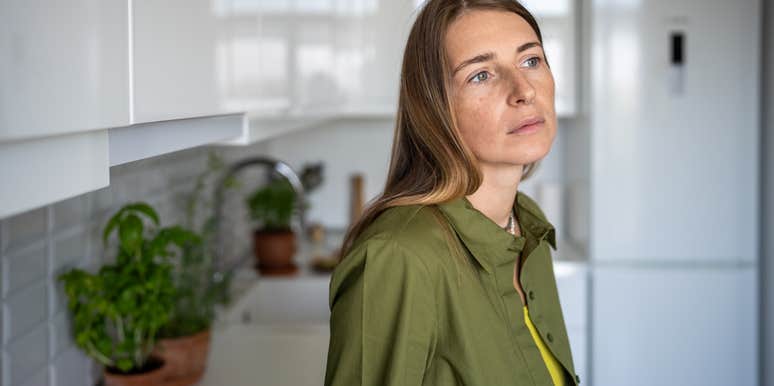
[{"xmin": 452, "ymin": 41, "xmax": 543, "ymax": 76}]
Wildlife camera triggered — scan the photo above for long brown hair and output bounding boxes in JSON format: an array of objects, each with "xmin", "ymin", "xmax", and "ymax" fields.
[{"xmin": 339, "ymin": 0, "xmax": 548, "ymax": 259}]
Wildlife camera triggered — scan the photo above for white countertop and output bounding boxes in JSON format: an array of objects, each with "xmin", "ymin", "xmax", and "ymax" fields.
[{"xmin": 198, "ymin": 323, "xmax": 330, "ymax": 386}]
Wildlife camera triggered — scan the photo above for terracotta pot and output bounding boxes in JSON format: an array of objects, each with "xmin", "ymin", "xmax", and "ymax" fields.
[
  {"xmin": 103, "ymin": 357, "xmax": 167, "ymax": 386},
  {"xmin": 253, "ymin": 228, "xmax": 296, "ymax": 268},
  {"xmin": 153, "ymin": 329, "xmax": 212, "ymax": 386}
]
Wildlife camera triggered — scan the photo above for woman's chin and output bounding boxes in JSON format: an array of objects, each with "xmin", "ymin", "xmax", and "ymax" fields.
[{"xmin": 505, "ymin": 142, "xmax": 553, "ymax": 163}]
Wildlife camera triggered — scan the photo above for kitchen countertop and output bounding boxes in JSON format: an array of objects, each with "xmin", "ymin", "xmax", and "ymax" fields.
[{"xmin": 198, "ymin": 323, "xmax": 330, "ymax": 386}]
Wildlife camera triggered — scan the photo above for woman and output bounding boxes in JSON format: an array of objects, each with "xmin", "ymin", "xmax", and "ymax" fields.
[{"xmin": 324, "ymin": 1, "xmax": 579, "ymax": 385}]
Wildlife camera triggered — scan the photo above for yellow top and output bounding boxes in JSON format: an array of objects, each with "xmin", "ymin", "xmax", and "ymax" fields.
[{"xmin": 523, "ymin": 305, "xmax": 565, "ymax": 386}]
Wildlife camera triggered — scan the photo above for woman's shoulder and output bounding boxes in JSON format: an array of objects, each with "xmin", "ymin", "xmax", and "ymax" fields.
[
  {"xmin": 362, "ymin": 204, "xmax": 450, "ymax": 247},
  {"xmin": 341, "ymin": 204, "xmax": 451, "ymax": 271},
  {"xmin": 329, "ymin": 204, "xmax": 450, "ymax": 308}
]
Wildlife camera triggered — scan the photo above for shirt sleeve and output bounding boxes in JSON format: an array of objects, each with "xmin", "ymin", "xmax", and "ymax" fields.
[{"xmin": 324, "ymin": 236, "xmax": 438, "ymax": 386}]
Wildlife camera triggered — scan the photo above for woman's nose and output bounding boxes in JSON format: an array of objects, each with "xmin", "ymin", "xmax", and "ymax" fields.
[{"xmin": 506, "ymin": 70, "xmax": 536, "ymax": 106}]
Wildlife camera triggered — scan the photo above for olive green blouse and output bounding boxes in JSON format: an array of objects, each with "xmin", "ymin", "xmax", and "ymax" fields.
[{"xmin": 324, "ymin": 191, "xmax": 580, "ymax": 386}]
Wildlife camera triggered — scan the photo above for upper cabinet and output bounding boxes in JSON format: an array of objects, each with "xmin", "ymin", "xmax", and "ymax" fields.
[
  {"xmin": 0, "ymin": 0, "xmax": 579, "ymax": 143},
  {"xmin": 213, "ymin": 0, "xmax": 415, "ymax": 115},
  {"xmin": 520, "ymin": 0, "xmax": 578, "ymax": 116},
  {"xmin": 335, "ymin": 0, "xmax": 416, "ymax": 115},
  {"xmin": 132, "ymin": 0, "xmax": 239, "ymax": 123},
  {"xmin": 215, "ymin": 0, "xmax": 417, "ymax": 145},
  {"xmin": 0, "ymin": 0, "xmax": 244, "ymax": 219},
  {"xmin": 0, "ymin": 0, "xmax": 130, "ymax": 142}
]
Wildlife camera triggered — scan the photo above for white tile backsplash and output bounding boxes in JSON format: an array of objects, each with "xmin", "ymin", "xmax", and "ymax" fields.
[
  {"xmin": 51, "ymin": 196, "xmax": 89, "ymax": 234},
  {"xmin": 4, "ymin": 323, "xmax": 48, "ymax": 386},
  {"xmin": 3, "ymin": 283, "xmax": 47, "ymax": 345},
  {"xmin": 49, "ymin": 312, "xmax": 73, "ymax": 359},
  {"xmin": 16, "ymin": 368, "xmax": 47, "ymax": 386},
  {"xmin": 2, "ymin": 208, "xmax": 47, "ymax": 255},
  {"xmin": 2, "ymin": 243, "xmax": 47, "ymax": 297},
  {"xmin": 50, "ymin": 347, "xmax": 91, "ymax": 386}
]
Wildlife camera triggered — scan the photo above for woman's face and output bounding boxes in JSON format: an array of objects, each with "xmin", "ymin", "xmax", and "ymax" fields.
[{"xmin": 445, "ymin": 10, "xmax": 556, "ymax": 169}]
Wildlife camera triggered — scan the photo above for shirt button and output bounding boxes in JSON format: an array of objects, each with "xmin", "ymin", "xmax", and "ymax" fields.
[
  {"xmin": 528, "ymin": 290, "xmax": 535, "ymax": 300},
  {"xmin": 546, "ymin": 333, "xmax": 554, "ymax": 343}
]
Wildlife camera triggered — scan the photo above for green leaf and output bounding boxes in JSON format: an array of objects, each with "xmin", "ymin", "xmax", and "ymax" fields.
[
  {"xmin": 118, "ymin": 214, "xmax": 144, "ymax": 256},
  {"xmin": 116, "ymin": 358, "xmax": 134, "ymax": 373},
  {"xmin": 102, "ymin": 211, "xmax": 123, "ymax": 244},
  {"xmin": 123, "ymin": 202, "xmax": 160, "ymax": 226}
]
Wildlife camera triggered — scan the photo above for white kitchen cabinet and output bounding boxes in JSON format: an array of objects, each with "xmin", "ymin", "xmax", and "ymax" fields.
[
  {"xmin": 0, "ymin": 0, "xmax": 125, "ymax": 219},
  {"xmin": 0, "ymin": 0, "xmax": 130, "ymax": 142},
  {"xmin": 592, "ymin": 265, "xmax": 757, "ymax": 386},
  {"xmin": 335, "ymin": 0, "xmax": 415, "ymax": 116},
  {"xmin": 216, "ymin": 0, "xmax": 415, "ymax": 145},
  {"xmin": 132, "ymin": 0, "xmax": 238, "ymax": 123},
  {"xmin": 108, "ymin": 113, "xmax": 245, "ymax": 166},
  {"xmin": 0, "ymin": 130, "xmax": 110, "ymax": 219}
]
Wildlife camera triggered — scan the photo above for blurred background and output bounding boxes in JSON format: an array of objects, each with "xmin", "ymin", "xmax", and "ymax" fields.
[{"xmin": 0, "ymin": 0, "xmax": 771, "ymax": 385}]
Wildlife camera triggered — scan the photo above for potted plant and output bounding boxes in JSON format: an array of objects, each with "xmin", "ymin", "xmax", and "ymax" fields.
[
  {"xmin": 59, "ymin": 202, "xmax": 200, "ymax": 386},
  {"xmin": 153, "ymin": 151, "xmax": 233, "ymax": 385},
  {"xmin": 246, "ymin": 176, "xmax": 299, "ymax": 274}
]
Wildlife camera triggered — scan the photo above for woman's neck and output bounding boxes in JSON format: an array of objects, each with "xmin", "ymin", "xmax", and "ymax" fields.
[{"xmin": 465, "ymin": 164, "xmax": 523, "ymax": 228}]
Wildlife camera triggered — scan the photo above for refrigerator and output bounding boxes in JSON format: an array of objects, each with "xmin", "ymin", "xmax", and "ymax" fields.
[{"xmin": 587, "ymin": 0, "xmax": 761, "ymax": 385}]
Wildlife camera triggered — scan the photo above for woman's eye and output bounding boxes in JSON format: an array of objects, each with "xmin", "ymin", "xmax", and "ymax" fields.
[
  {"xmin": 523, "ymin": 56, "xmax": 542, "ymax": 68},
  {"xmin": 469, "ymin": 71, "xmax": 490, "ymax": 84}
]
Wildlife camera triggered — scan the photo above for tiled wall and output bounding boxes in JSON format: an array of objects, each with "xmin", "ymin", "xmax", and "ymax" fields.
[{"xmin": 0, "ymin": 144, "xmax": 246, "ymax": 386}]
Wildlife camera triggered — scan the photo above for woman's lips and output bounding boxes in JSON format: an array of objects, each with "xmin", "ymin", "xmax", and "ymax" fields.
[{"xmin": 508, "ymin": 118, "xmax": 545, "ymax": 135}]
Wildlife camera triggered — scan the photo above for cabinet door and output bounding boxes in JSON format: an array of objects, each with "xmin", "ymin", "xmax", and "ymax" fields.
[
  {"xmin": 339, "ymin": 0, "xmax": 416, "ymax": 115},
  {"xmin": 0, "ymin": 130, "xmax": 109, "ymax": 219},
  {"xmin": 592, "ymin": 265, "xmax": 757, "ymax": 386},
  {"xmin": 0, "ymin": 0, "xmax": 129, "ymax": 141},
  {"xmin": 214, "ymin": 0, "xmax": 293, "ymax": 117},
  {"xmin": 132, "ymin": 0, "xmax": 233, "ymax": 123},
  {"xmin": 292, "ymin": 2, "xmax": 340, "ymax": 115}
]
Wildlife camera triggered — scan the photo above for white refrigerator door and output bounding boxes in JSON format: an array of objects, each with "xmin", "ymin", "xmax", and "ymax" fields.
[
  {"xmin": 592, "ymin": 265, "xmax": 757, "ymax": 386},
  {"xmin": 590, "ymin": 0, "xmax": 760, "ymax": 263}
]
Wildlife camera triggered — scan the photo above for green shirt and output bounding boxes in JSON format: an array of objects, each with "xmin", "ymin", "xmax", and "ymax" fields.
[{"xmin": 325, "ymin": 190, "xmax": 580, "ymax": 386}]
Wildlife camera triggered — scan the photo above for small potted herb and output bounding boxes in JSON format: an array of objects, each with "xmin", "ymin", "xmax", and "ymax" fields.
[
  {"xmin": 246, "ymin": 176, "xmax": 298, "ymax": 273},
  {"xmin": 59, "ymin": 203, "xmax": 200, "ymax": 386}
]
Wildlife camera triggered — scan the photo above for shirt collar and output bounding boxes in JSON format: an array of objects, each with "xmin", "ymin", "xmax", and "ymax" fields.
[{"xmin": 436, "ymin": 190, "xmax": 557, "ymax": 274}]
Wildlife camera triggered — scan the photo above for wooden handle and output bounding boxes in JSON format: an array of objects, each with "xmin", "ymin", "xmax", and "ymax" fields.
[{"xmin": 350, "ymin": 174, "xmax": 365, "ymax": 225}]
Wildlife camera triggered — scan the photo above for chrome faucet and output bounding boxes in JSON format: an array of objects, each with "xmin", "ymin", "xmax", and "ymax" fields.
[{"xmin": 210, "ymin": 156, "xmax": 307, "ymax": 280}]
